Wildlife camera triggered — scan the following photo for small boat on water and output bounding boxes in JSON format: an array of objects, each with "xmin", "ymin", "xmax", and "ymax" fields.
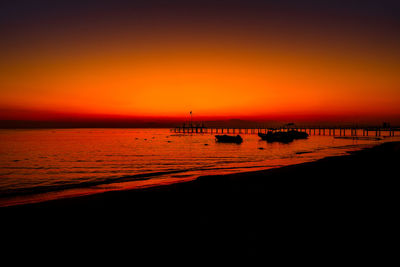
[
  {"xmin": 287, "ymin": 130, "xmax": 309, "ymax": 140},
  {"xmin": 258, "ymin": 131, "xmax": 293, "ymax": 143},
  {"xmin": 258, "ymin": 130, "xmax": 308, "ymax": 143},
  {"xmin": 215, "ymin": 135, "xmax": 243, "ymax": 144}
]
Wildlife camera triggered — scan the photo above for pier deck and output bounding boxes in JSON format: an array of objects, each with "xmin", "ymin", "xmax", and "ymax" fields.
[{"xmin": 171, "ymin": 126, "xmax": 400, "ymax": 137}]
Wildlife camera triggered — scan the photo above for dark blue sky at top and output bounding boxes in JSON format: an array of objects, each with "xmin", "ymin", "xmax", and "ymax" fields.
[
  {"xmin": 1, "ymin": 0, "xmax": 400, "ymax": 31},
  {"xmin": 0, "ymin": 0, "xmax": 399, "ymax": 60},
  {"xmin": 1, "ymin": 1, "xmax": 399, "ymax": 76},
  {"xmin": 0, "ymin": 0, "xmax": 398, "ymax": 64}
]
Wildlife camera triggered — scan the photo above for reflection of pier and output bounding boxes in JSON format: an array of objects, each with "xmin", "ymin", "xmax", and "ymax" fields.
[{"xmin": 171, "ymin": 125, "xmax": 400, "ymax": 137}]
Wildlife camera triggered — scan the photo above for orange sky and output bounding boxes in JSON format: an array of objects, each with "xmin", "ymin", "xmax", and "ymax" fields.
[{"xmin": 1, "ymin": 1, "xmax": 400, "ymax": 124}]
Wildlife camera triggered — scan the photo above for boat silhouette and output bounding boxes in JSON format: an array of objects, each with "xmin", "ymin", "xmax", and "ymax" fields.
[
  {"xmin": 258, "ymin": 130, "xmax": 308, "ymax": 143},
  {"xmin": 287, "ymin": 130, "xmax": 309, "ymax": 139},
  {"xmin": 215, "ymin": 135, "xmax": 243, "ymax": 144}
]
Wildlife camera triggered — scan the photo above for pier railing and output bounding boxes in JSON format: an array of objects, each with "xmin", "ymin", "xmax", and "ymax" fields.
[{"xmin": 171, "ymin": 126, "xmax": 400, "ymax": 137}]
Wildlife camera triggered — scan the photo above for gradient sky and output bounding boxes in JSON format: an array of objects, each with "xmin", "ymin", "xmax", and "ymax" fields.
[{"xmin": 1, "ymin": 0, "xmax": 400, "ymax": 123}]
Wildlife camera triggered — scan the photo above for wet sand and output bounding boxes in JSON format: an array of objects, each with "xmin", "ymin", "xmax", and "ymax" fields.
[{"xmin": 4, "ymin": 141, "xmax": 399, "ymax": 260}]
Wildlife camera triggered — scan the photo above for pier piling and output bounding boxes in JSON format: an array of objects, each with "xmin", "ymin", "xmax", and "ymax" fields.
[{"xmin": 171, "ymin": 125, "xmax": 400, "ymax": 137}]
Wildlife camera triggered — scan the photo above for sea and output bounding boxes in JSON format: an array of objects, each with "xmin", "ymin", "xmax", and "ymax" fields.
[{"xmin": 0, "ymin": 128, "xmax": 398, "ymax": 207}]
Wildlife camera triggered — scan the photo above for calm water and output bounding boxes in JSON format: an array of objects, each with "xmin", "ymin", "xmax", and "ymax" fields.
[{"xmin": 0, "ymin": 128, "xmax": 397, "ymax": 206}]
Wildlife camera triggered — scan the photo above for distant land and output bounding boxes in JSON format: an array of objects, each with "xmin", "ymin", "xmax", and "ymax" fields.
[
  {"xmin": 1, "ymin": 107, "xmax": 399, "ymax": 129},
  {"xmin": 1, "ymin": 118, "xmax": 398, "ymax": 129},
  {"xmin": 1, "ymin": 107, "xmax": 398, "ymax": 129}
]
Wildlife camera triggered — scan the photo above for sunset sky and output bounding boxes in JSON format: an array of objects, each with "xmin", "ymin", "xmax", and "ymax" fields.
[{"xmin": 1, "ymin": 0, "xmax": 400, "ymax": 125}]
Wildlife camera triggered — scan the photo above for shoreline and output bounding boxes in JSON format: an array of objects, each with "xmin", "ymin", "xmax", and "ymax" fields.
[
  {"xmin": 7, "ymin": 140, "xmax": 399, "ymax": 209},
  {"xmin": 0, "ymin": 140, "xmax": 379, "ymax": 207}
]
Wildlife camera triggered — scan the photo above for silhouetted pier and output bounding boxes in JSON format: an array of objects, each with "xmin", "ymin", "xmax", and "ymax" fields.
[{"xmin": 171, "ymin": 125, "xmax": 400, "ymax": 137}]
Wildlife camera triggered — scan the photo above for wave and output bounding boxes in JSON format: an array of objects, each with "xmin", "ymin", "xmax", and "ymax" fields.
[
  {"xmin": 0, "ymin": 162, "xmax": 277, "ymax": 199},
  {"xmin": 0, "ymin": 169, "xmax": 194, "ymax": 198}
]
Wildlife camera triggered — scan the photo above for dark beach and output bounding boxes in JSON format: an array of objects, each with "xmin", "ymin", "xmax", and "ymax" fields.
[{"xmin": 4, "ymin": 141, "xmax": 399, "ymax": 261}]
